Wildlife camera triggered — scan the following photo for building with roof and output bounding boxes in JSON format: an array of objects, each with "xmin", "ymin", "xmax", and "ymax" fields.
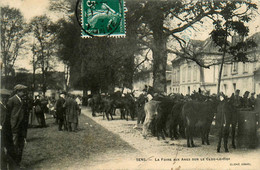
[{"xmin": 171, "ymin": 32, "xmax": 260, "ymax": 96}]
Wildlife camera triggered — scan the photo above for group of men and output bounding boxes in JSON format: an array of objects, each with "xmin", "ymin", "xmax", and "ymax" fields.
[
  {"xmin": 55, "ymin": 93, "xmax": 81, "ymax": 132},
  {"xmin": 232, "ymin": 89, "xmax": 257, "ymax": 109},
  {"xmin": 0, "ymin": 84, "xmax": 82, "ymax": 169}
]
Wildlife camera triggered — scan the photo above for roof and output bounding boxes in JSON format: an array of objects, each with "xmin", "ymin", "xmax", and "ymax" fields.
[{"xmin": 172, "ymin": 32, "xmax": 260, "ymax": 65}]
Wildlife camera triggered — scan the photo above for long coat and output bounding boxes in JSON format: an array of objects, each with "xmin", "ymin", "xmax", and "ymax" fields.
[
  {"xmin": 56, "ymin": 97, "xmax": 66, "ymax": 119},
  {"xmin": 1, "ymin": 102, "xmax": 16, "ymax": 165},
  {"xmin": 64, "ymin": 98, "xmax": 79, "ymax": 123},
  {"xmin": 7, "ymin": 95, "xmax": 25, "ymax": 134}
]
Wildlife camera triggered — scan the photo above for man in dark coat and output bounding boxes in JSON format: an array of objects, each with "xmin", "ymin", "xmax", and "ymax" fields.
[
  {"xmin": 233, "ymin": 89, "xmax": 242, "ymax": 108},
  {"xmin": 55, "ymin": 93, "xmax": 67, "ymax": 131},
  {"xmin": 241, "ymin": 91, "xmax": 250, "ymax": 108},
  {"xmin": 6, "ymin": 84, "xmax": 28, "ymax": 166},
  {"xmin": 34, "ymin": 95, "xmax": 46, "ymax": 128},
  {"xmin": 1, "ymin": 92, "xmax": 17, "ymax": 170},
  {"xmin": 249, "ymin": 92, "xmax": 256, "ymax": 109},
  {"xmin": 64, "ymin": 94, "xmax": 79, "ymax": 132}
]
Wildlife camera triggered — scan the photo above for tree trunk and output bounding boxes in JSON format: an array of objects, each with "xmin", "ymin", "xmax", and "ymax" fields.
[
  {"xmin": 217, "ymin": 28, "xmax": 228, "ymax": 96},
  {"xmin": 217, "ymin": 51, "xmax": 226, "ymax": 95},
  {"xmin": 152, "ymin": 42, "xmax": 167, "ymax": 93},
  {"xmin": 150, "ymin": 8, "xmax": 167, "ymax": 93}
]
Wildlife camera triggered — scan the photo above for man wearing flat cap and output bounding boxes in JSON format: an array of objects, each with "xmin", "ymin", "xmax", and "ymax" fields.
[
  {"xmin": 249, "ymin": 92, "xmax": 256, "ymax": 109},
  {"xmin": 233, "ymin": 89, "xmax": 242, "ymax": 108},
  {"xmin": 6, "ymin": 84, "xmax": 28, "ymax": 166},
  {"xmin": 241, "ymin": 91, "xmax": 250, "ymax": 108}
]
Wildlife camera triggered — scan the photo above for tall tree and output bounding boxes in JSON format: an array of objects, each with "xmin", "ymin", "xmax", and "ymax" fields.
[
  {"xmin": 210, "ymin": 1, "xmax": 257, "ymax": 95},
  {"xmin": 29, "ymin": 15, "xmax": 58, "ymax": 95},
  {"xmin": 1, "ymin": 6, "xmax": 26, "ymax": 88},
  {"xmin": 52, "ymin": 0, "xmax": 143, "ymax": 93},
  {"xmin": 133, "ymin": 0, "xmax": 216, "ymax": 93}
]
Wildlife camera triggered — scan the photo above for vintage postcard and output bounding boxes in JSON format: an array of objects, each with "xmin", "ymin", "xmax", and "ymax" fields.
[{"xmin": 1, "ymin": 0, "xmax": 260, "ymax": 169}]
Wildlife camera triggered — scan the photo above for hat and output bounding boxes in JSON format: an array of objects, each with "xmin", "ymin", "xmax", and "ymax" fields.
[
  {"xmin": 60, "ymin": 91, "xmax": 67, "ymax": 95},
  {"xmin": 14, "ymin": 84, "xmax": 27, "ymax": 91},
  {"xmin": 0, "ymin": 89, "xmax": 11, "ymax": 96},
  {"xmin": 244, "ymin": 91, "xmax": 250, "ymax": 94}
]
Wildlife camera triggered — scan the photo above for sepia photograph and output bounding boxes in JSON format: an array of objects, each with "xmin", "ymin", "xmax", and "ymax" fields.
[{"xmin": 1, "ymin": 0, "xmax": 260, "ymax": 169}]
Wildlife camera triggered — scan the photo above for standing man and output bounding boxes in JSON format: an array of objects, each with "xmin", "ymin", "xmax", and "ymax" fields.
[
  {"xmin": 233, "ymin": 89, "xmax": 242, "ymax": 108},
  {"xmin": 75, "ymin": 95, "xmax": 82, "ymax": 130},
  {"xmin": 34, "ymin": 95, "xmax": 46, "ymax": 128},
  {"xmin": 55, "ymin": 93, "xmax": 66, "ymax": 131},
  {"xmin": 241, "ymin": 91, "xmax": 250, "ymax": 108},
  {"xmin": 1, "ymin": 90, "xmax": 17, "ymax": 170},
  {"xmin": 249, "ymin": 92, "xmax": 256, "ymax": 109},
  {"xmin": 64, "ymin": 94, "xmax": 79, "ymax": 132},
  {"xmin": 6, "ymin": 84, "xmax": 28, "ymax": 167}
]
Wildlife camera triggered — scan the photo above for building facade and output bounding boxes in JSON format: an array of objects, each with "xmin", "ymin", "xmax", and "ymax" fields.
[{"xmin": 171, "ymin": 33, "xmax": 260, "ymax": 96}]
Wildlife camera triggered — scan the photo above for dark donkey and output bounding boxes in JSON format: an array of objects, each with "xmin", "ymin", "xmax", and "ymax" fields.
[
  {"xmin": 110, "ymin": 91, "xmax": 136, "ymax": 121},
  {"xmin": 216, "ymin": 95, "xmax": 238, "ymax": 152},
  {"xmin": 182, "ymin": 97, "xmax": 218, "ymax": 147}
]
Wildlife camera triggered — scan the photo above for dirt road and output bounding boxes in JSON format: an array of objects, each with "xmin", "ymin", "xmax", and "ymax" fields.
[
  {"xmin": 21, "ymin": 107, "xmax": 260, "ymax": 169},
  {"xmin": 82, "ymin": 107, "xmax": 260, "ymax": 170}
]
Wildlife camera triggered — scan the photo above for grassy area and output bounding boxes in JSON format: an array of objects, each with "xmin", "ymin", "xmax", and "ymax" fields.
[{"xmin": 21, "ymin": 113, "xmax": 137, "ymax": 169}]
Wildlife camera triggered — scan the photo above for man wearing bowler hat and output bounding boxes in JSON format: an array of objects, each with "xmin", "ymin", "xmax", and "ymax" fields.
[{"xmin": 6, "ymin": 84, "xmax": 28, "ymax": 166}]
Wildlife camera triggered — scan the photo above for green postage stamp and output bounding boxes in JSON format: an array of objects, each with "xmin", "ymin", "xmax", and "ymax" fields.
[{"xmin": 81, "ymin": 0, "xmax": 126, "ymax": 38}]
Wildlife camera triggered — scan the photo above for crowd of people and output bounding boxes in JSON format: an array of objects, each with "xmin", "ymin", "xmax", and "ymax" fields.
[{"xmin": 0, "ymin": 84, "xmax": 82, "ymax": 170}]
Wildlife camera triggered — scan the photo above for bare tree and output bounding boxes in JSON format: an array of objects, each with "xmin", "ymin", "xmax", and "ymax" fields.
[{"xmin": 1, "ymin": 6, "xmax": 26, "ymax": 88}]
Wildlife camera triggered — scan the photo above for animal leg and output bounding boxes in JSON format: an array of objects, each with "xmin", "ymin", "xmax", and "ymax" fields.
[
  {"xmin": 103, "ymin": 111, "xmax": 105, "ymax": 120},
  {"xmin": 231, "ymin": 123, "xmax": 237, "ymax": 149},
  {"xmin": 169, "ymin": 124, "xmax": 174, "ymax": 140},
  {"xmin": 190, "ymin": 131, "xmax": 195, "ymax": 147},
  {"xmin": 105, "ymin": 110, "xmax": 110, "ymax": 120},
  {"xmin": 126, "ymin": 109, "xmax": 129, "ymax": 121},
  {"xmin": 159, "ymin": 126, "xmax": 166, "ymax": 140},
  {"xmin": 163, "ymin": 128, "xmax": 168, "ymax": 138},
  {"xmin": 206, "ymin": 129, "xmax": 210, "ymax": 145},
  {"xmin": 201, "ymin": 127, "xmax": 205, "ymax": 145},
  {"xmin": 185, "ymin": 127, "xmax": 190, "ymax": 147},
  {"xmin": 92, "ymin": 108, "xmax": 96, "ymax": 117},
  {"xmin": 120, "ymin": 109, "xmax": 125, "ymax": 119},
  {"xmin": 142, "ymin": 117, "xmax": 152, "ymax": 139},
  {"xmin": 206, "ymin": 126, "xmax": 211, "ymax": 145},
  {"xmin": 224, "ymin": 128, "xmax": 230, "ymax": 152},
  {"xmin": 217, "ymin": 125, "xmax": 223, "ymax": 153},
  {"xmin": 109, "ymin": 112, "xmax": 113, "ymax": 120},
  {"xmin": 173, "ymin": 123, "xmax": 179, "ymax": 139}
]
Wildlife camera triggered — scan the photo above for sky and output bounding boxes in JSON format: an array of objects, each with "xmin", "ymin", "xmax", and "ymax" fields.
[
  {"xmin": 1, "ymin": 0, "xmax": 260, "ymax": 72},
  {"xmin": 0, "ymin": 0, "xmax": 64, "ymax": 72}
]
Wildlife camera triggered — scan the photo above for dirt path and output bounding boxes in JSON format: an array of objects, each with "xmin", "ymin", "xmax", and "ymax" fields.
[
  {"xmin": 22, "ymin": 112, "xmax": 137, "ymax": 170},
  {"xmin": 82, "ymin": 107, "xmax": 260, "ymax": 169}
]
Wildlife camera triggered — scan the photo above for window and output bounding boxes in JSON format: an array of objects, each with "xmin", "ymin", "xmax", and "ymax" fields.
[
  {"xmin": 233, "ymin": 83, "xmax": 236, "ymax": 92},
  {"xmin": 182, "ymin": 67, "xmax": 186, "ymax": 82},
  {"xmin": 223, "ymin": 84, "xmax": 227, "ymax": 94},
  {"xmin": 172, "ymin": 70, "xmax": 176, "ymax": 83},
  {"xmin": 177, "ymin": 69, "xmax": 180, "ymax": 83},
  {"xmin": 193, "ymin": 65, "xmax": 197, "ymax": 82},
  {"xmin": 188, "ymin": 66, "xmax": 191, "ymax": 82},
  {"xmin": 231, "ymin": 62, "xmax": 238, "ymax": 74},
  {"xmin": 223, "ymin": 65, "xmax": 227, "ymax": 76},
  {"xmin": 243, "ymin": 63, "xmax": 248, "ymax": 73}
]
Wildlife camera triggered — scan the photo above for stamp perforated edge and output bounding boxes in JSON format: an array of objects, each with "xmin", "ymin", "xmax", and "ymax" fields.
[{"xmin": 80, "ymin": 0, "xmax": 127, "ymax": 38}]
